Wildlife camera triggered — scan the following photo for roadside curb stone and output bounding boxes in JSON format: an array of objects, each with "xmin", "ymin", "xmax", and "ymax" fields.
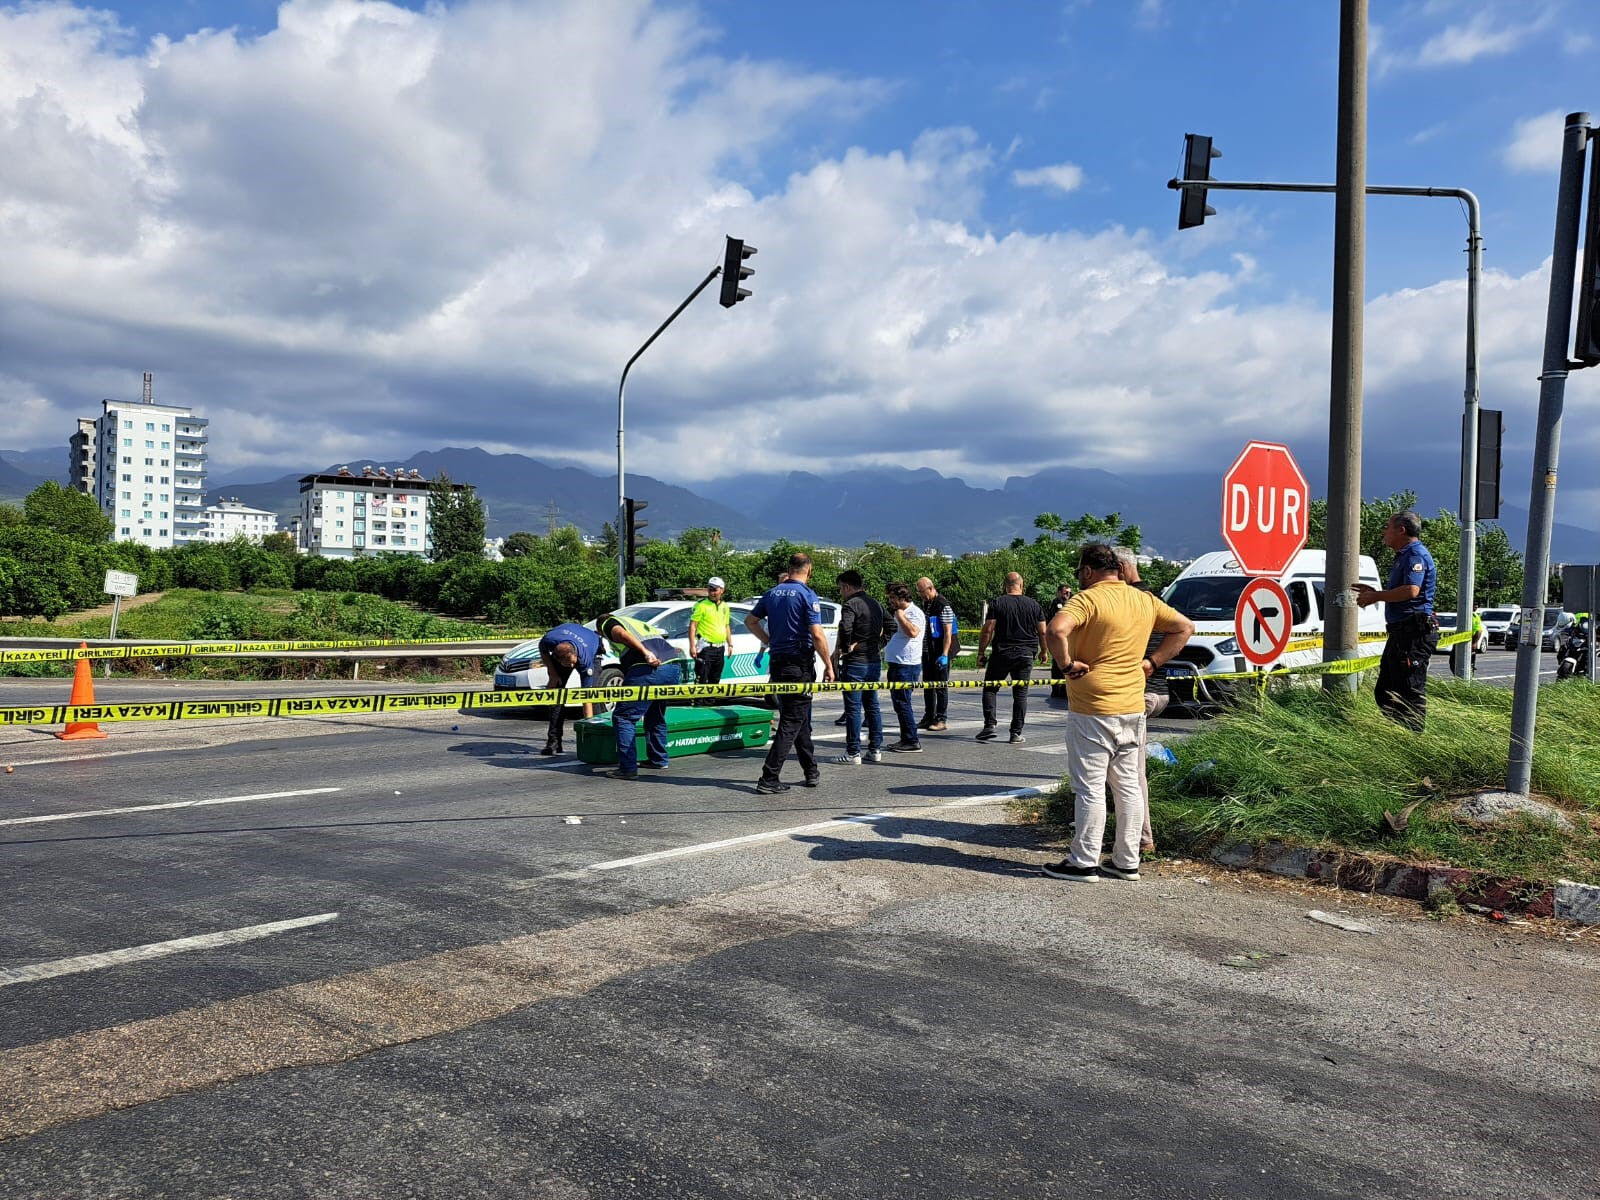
[{"xmin": 1190, "ymin": 840, "xmax": 1588, "ymax": 925}]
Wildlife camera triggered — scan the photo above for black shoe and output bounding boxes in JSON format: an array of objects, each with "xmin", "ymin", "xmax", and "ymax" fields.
[
  {"xmin": 1009, "ymin": 732, "xmax": 1026, "ymax": 744},
  {"xmin": 1040, "ymin": 859, "xmax": 1099, "ymax": 882},
  {"xmin": 888, "ymin": 740, "xmax": 922, "ymax": 753},
  {"xmin": 801, "ymin": 772, "xmax": 820, "ymax": 788},
  {"xmin": 1100, "ymin": 861, "xmax": 1141, "ymax": 881},
  {"xmin": 975, "ymin": 727, "xmax": 998, "ymax": 742},
  {"xmin": 756, "ymin": 779, "xmax": 790, "ymax": 795},
  {"xmin": 540, "ymin": 744, "xmax": 562, "ymax": 757},
  {"xmin": 640, "ymin": 760, "xmax": 669, "ymax": 771},
  {"xmin": 834, "ymin": 714, "xmax": 849, "ymax": 726},
  {"xmin": 917, "ymin": 716, "xmax": 933, "ymax": 730},
  {"xmin": 606, "ymin": 769, "xmax": 638, "ymax": 781}
]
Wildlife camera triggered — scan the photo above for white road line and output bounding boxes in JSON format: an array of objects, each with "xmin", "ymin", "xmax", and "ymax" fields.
[
  {"xmin": 0, "ymin": 787, "xmax": 343, "ymax": 828},
  {"xmin": 0, "ymin": 913, "xmax": 339, "ymax": 988},
  {"xmin": 586, "ymin": 784, "xmax": 1051, "ymax": 872}
]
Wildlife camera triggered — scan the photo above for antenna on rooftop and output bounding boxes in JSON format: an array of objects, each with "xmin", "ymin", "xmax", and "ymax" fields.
[{"xmin": 142, "ymin": 372, "xmax": 153, "ymax": 404}]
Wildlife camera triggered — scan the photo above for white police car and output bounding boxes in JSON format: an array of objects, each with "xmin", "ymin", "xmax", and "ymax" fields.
[{"xmin": 493, "ymin": 600, "xmax": 839, "ymax": 704}]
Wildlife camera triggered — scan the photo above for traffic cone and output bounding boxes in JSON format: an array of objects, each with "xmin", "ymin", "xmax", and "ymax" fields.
[{"xmin": 56, "ymin": 643, "xmax": 108, "ymax": 741}]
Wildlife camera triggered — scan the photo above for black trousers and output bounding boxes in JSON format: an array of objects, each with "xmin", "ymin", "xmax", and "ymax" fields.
[
  {"xmin": 982, "ymin": 647, "xmax": 1035, "ymax": 734},
  {"xmin": 921, "ymin": 654, "xmax": 949, "ymax": 721},
  {"xmin": 693, "ymin": 646, "xmax": 727, "ymax": 704},
  {"xmin": 760, "ymin": 652, "xmax": 816, "ymax": 784},
  {"xmin": 1375, "ymin": 615, "xmax": 1439, "ymax": 730}
]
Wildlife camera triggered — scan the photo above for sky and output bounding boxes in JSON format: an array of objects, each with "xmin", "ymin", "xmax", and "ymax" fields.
[{"xmin": 2, "ymin": 0, "xmax": 1597, "ymax": 517}]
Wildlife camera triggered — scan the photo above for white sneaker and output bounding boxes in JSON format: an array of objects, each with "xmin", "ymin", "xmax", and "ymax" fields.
[
  {"xmin": 830, "ymin": 752, "xmax": 862, "ymax": 765},
  {"xmin": 863, "ymin": 747, "xmax": 883, "ymax": 763}
]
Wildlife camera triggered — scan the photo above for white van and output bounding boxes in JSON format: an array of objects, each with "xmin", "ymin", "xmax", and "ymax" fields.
[{"xmin": 1158, "ymin": 549, "xmax": 1387, "ymax": 705}]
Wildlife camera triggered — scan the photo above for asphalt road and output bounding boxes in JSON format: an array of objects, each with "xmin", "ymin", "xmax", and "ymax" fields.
[{"xmin": 0, "ymin": 677, "xmax": 1594, "ymax": 1198}]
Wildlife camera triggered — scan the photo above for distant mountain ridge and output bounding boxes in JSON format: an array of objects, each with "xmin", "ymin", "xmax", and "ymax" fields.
[{"xmin": 5, "ymin": 442, "xmax": 1596, "ymax": 560}]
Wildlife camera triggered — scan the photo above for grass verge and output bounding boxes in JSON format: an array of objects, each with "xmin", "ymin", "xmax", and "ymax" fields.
[{"xmin": 1025, "ymin": 679, "xmax": 1600, "ymax": 886}]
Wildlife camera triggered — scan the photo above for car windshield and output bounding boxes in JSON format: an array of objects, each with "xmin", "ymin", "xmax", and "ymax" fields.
[
  {"xmin": 1482, "ymin": 610, "xmax": 1514, "ymax": 621},
  {"xmin": 615, "ymin": 604, "xmax": 667, "ymax": 626},
  {"xmin": 1163, "ymin": 576, "xmax": 1254, "ymax": 621},
  {"xmin": 1543, "ymin": 611, "xmax": 1564, "ymax": 629}
]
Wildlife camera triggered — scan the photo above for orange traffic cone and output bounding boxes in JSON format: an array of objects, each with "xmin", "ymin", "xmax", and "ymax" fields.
[{"xmin": 56, "ymin": 643, "xmax": 108, "ymax": 741}]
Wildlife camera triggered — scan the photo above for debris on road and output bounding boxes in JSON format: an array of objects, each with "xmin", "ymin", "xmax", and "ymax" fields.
[
  {"xmin": 1220, "ymin": 950, "xmax": 1285, "ymax": 970},
  {"xmin": 1307, "ymin": 910, "xmax": 1375, "ymax": 934},
  {"xmin": 562, "ymin": 815, "xmax": 583, "ymax": 825}
]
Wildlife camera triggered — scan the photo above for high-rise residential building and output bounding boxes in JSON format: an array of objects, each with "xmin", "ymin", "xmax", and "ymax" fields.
[
  {"xmin": 298, "ymin": 465, "xmax": 464, "ymax": 558},
  {"xmin": 71, "ymin": 381, "xmax": 208, "ymax": 547},
  {"xmin": 198, "ymin": 499, "xmax": 280, "ymax": 544}
]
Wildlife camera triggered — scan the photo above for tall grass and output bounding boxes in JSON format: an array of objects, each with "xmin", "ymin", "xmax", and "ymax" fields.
[{"xmin": 1039, "ymin": 679, "xmax": 1600, "ymax": 883}]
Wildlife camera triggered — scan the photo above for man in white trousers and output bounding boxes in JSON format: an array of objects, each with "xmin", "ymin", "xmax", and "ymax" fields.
[{"xmin": 1040, "ymin": 543, "xmax": 1192, "ymax": 882}]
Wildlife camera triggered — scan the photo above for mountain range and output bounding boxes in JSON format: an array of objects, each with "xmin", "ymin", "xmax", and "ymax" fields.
[{"xmin": 3, "ymin": 443, "xmax": 1595, "ymax": 561}]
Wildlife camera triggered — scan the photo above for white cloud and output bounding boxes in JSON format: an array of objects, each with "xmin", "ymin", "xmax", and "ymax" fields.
[
  {"xmin": 0, "ymin": 0, "xmax": 1591, "ymax": 493},
  {"xmin": 1375, "ymin": 4, "xmax": 1553, "ymax": 74},
  {"xmin": 1415, "ymin": 11, "xmax": 1535, "ymax": 65},
  {"xmin": 1010, "ymin": 163, "xmax": 1085, "ymax": 194},
  {"xmin": 1503, "ymin": 109, "xmax": 1567, "ymax": 172}
]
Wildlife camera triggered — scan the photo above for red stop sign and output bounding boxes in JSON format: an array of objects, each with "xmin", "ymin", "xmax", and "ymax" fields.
[{"xmin": 1221, "ymin": 441, "xmax": 1310, "ymax": 576}]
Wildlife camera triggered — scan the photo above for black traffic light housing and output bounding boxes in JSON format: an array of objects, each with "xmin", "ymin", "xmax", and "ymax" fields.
[
  {"xmin": 624, "ymin": 497, "xmax": 649, "ymax": 573},
  {"xmin": 719, "ymin": 236, "xmax": 756, "ymax": 307},
  {"xmin": 1476, "ymin": 408, "xmax": 1503, "ymax": 520},
  {"xmin": 1177, "ymin": 134, "xmax": 1221, "ymax": 230},
  {"xmin": 1575, "ymin": 130, "xmax": 1600, "ymax": 366}
]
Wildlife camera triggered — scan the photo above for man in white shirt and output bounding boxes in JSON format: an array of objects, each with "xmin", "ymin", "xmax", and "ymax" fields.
[{"xmin": 883, "ymin": 581, "xmax": 926, "ymax": 753}]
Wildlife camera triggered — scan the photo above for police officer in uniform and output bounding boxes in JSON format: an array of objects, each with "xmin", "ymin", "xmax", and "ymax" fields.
[
  {"xmin": 536, "ymin": 621, "xmax": 603, "ymax": 756},
  {"xmin": 746, "ymin": 552, "xmax": 835, "ymax": 794},
  {"xmin": 1357, "ymin": 511, "xmax": 1438, "ymax": 729},
  {"xmin": 687, "ymin": 577, "xmax": 734, "ymax": 695}
]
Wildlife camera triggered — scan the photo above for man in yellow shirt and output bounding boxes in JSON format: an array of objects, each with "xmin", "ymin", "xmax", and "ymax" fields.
[
  {"xmin": 687, "ymin": 577, "xmax": 734, "ymax": 689},
  {"xmin": 1040, "ymin": 543, "xmax": 1193, "ymax": 883}
]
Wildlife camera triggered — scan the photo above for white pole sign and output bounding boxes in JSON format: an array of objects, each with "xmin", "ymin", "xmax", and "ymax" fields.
[{"xmin": 103, "ymin": 570, "xmax": 138, "ymax": 598}]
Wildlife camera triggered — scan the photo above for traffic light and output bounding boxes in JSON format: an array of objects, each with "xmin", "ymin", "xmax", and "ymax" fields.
[
  {"xmin": 624, "ymin": 497, "xmax": 649, "ymax": 573},
  {"xmin": 719, "ymin": 236, "xmax": 756, "ymax": 307},
  {"xmin": 1575, "ymin": 130, "xmax": 1600, "ymax": 366},
  {"xmin": 1177, "ymin": 133, "xmax": 1221, "ymax": 230},
  {"xmin": 1476, "ymin": 408, "xmax": 1503, "ymax": 520}
]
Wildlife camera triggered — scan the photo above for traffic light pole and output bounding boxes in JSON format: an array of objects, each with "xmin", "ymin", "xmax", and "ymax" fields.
[
  {"xmin": 1507, "ymin": 111, "xmax": 1594, "ymax": 796},
  {"xmin": 1168, "ymin": 175, "xmax": 1484, "ymax": 680},
  {"xmin": 615, "ymin": 264, "xmax": 722, "ymax": 607}
]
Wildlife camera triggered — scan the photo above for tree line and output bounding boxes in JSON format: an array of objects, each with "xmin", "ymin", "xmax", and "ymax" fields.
[{"xmin": 2, "ymin": 478, "xmax": 1526, "ymax": 627}]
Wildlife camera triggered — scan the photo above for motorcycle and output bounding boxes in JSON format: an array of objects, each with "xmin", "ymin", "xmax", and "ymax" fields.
[{"xmin": 1556, "ymin": 621, "xmax": 1592, "ymax": 680}]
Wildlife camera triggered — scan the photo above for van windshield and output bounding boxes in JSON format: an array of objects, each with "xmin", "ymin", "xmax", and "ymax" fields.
[{"xmin": 1163, "ymin": 576, "xmax": 1254, "ymax": 621}]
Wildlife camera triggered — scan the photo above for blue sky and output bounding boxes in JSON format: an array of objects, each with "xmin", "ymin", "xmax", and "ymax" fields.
[{"xmin": 1, "ymin": 0, "xmax": 1596, "ymax": 512}]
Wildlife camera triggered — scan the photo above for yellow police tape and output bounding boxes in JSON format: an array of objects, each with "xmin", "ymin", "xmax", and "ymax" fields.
[
  {"xmin": 0, "ymin": 630, "xmax": 1477, "ymax": 728},
  {"xmin": 0, "ymin": 633, "xmax": 537, "ymax": 665}
]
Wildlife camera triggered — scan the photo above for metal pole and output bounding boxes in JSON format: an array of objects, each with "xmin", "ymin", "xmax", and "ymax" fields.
[
  {"xmin": 1507, "ymin": 111, "xmax": 1592, "ymax": 795},
  {"xmin": 105, "ymin": 594, "xmax": 122, "ymax": 679},
  {"xmin": 1589, "ymin": 574, "xmax": 1598, "ymax": 683},
  {"xmin": 1453, "ymin": 194, "xmax": 1483, "ymax": 680},
  {"xmin": 615, "ymin": 265, "xmax": 722, "ymax": 608},
  {"xmin": 1323, "ymin": 0, "xmax": 1367, "ymax": 691}
]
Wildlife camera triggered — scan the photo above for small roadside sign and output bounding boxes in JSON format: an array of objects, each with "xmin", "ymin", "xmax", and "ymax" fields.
[
  {"xmin": 1234, "ymin": 577, "xmax": 1293, "ymax": 667},
  {"xmin": 103, "ymin": 570, "xmax": 138, "ymax": 598}
]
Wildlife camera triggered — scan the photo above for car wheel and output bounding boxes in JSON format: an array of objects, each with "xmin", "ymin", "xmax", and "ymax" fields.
[{"xmin": 595, "ymin": 665, "xmax": 625, "ymax": 713}]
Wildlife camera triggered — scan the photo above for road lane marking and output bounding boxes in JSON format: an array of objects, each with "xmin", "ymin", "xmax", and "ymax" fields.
[
  {"xmin": 0, "ymin": 787, "xmax": 343, "ymax": 828},
  {"xmin": 586, "ymin": 785, "xmax": 1051, "ymax": 871},
  {"xmin": 0, "ymin": 913, "xmax": 339, "ymax": 989}
]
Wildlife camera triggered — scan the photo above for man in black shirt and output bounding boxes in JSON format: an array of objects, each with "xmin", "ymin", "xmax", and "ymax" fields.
[
  {"xmin": 976, "ymin": 572, "xmax": 1046, "ymax": 743},
  {"xmin": 830, "ymin": 570, "xmax": 885, "ymax": 765}
]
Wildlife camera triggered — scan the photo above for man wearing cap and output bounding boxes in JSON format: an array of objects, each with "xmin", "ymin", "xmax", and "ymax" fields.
[{"xmin": 688, "ymin": 577, "xmax": 734, "ymax": 692}]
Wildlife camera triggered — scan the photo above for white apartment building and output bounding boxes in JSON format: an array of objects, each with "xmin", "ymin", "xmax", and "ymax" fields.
[
  {"xmin": 298, "ymin": 466, "xmax": 461, "ymax": 558},
  {"xmin": 71, "ymin": 388, "xmax": 208, "ymax": 548},
  {"xmin": 198, "ymin": 499, "xmax": 280, "ymax": 544}
]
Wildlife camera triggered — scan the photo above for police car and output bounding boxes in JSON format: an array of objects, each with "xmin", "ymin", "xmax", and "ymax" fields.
[
  {"xmin": 1158, "ymin": 549, "xmax": 1387, "ymax": 705},
  {"xmin": 493, "ymin": 600, "xmax": 840, "ymax": 703}
]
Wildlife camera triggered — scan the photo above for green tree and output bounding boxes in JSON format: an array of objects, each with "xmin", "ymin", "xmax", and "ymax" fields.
[
  {"xmin": 427, "ymin": 472, "xmax": 487, "ymax": 561},
  {"xmin": 1024, "ymin": 512, "xmax": 1142, "ymax": 601},
  {"xmin": 22, "ymin": 481, "xmax": 113, "ymax": 543},
  {"xmin": 0, "ymin": 504, "xmax": 22, "ymax": 529},
  {"xmin": 261, "ymin": 532, "xmax": 298, "ymax": 559},
  {"xmin": 501, "ymin": 531, "xmax": 540, "ymax": 559}
]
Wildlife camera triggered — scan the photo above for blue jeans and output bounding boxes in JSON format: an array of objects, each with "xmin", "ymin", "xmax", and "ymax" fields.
[
  {"xmin": 613, "ymin": 661, "xmax": 682, "ymax": 771},
  {"xmin": 887, "ymin": 662, "xmax": 922, "ymax": 744},
  {"xmin": 841, "ymin": 657, "xmax": 883, "ymax": 755}
]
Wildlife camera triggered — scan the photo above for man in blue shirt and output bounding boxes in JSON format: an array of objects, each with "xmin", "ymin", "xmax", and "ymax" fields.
[
  {"xmin": 595, "ymin": 612, "xmax": 681, "ymax": 781},
  {"xmin": 746, "ymin": 552, "xmax": 836, "ymax": 794},
  {"xmin": 1356, "ymin": 511, "xmax": 1439, "ymax": 729},
  {"xmin": 537, "ymin": 621, "xmax": 602, "ymax": 756}
]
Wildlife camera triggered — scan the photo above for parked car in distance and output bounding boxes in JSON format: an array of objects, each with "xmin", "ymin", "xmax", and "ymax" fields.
[
  {"xmin": 1433, "ymin": 612, "xmax": 1489, "ymax": 655},
  {"xmin": 1478, "ymin": 607, "xmax": 1516, "ymax": 646},
  {"xmin": 1506, "ymin": 608, "xmax": 1572, "ymax": 652}
]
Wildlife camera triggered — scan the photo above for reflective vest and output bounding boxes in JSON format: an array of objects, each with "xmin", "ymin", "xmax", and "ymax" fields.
[{"xmin": 601, "ymin": 612, "xmax": 666, "ymax": 648}]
